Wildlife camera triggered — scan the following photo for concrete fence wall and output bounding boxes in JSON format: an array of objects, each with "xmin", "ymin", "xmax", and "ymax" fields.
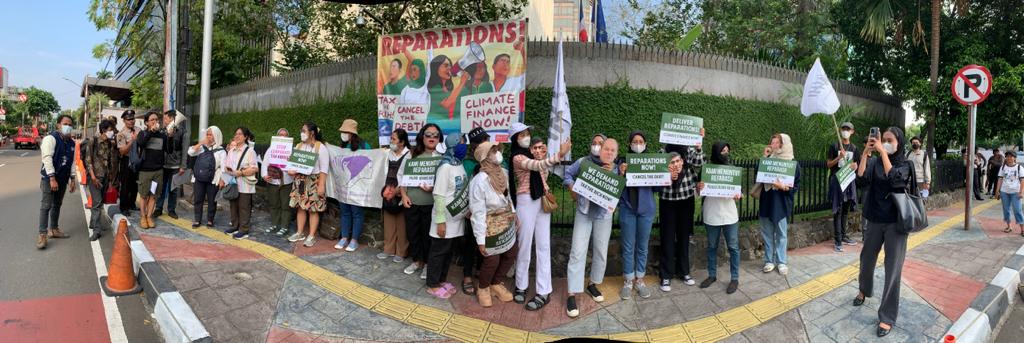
[{"xmin": 191, "ymin": 39, "xmax": 904, "ymax": 126}]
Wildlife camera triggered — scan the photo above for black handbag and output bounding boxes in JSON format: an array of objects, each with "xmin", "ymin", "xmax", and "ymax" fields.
[{"xmin": 891, "ymin": 162, "xmax": 928, "ymax": 234}]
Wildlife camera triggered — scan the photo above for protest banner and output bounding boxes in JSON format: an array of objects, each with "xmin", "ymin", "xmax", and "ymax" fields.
[
  {"xmin": 573, "ymin": 160, "xmax": 627, "ymax": 210},
  {"xmin": 287, "ymin": 149, "xmax": 319, "ymax": 175},
  {"xmin": 625, "ymin": 153, "xmax": 671, "ymax": 187},
  {"xmin": 756, "ymin": 158, "xmax": 798, "ymax": 187},
  {"xmin": 836, "ymin": 161, "xmax": 856, "ymax": 192},
  {"xmin": 400, "ymin": 156, "xmax": 442, "ymax": 187},
  {"xmin": 376, "ymin": 20, "xmax": 528, "ymax": 144},
  {"xmin": 446, "ymin": 185, "xmax": 469, "ymax": 217},
  {"xmin": 700, "ymin": 164, "xmax": 744, "ymax": 198},
  {"xmin": 266, "ymin": 136, "xmax": 293, "ymax": 168},
  {"xmin": 325, "ymin": 145, "xmax": 388, "ymax": 208},
  {"xmin": 659, "ymin": 112, "xmax": 703, "ymax": 146},
  {"xmin": 484, "ymin": 212, "xmax": 516, "ymax": 256}
]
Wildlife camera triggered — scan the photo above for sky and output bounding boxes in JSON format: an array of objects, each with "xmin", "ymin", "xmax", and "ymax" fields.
[{"xmin": 0, "ymin": 1, "xmax": 114, "ymax": 111}]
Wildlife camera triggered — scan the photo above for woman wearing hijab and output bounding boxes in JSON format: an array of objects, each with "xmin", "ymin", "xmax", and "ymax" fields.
[
  {"xmin": 469, "ymin": 141, "xmax": 518, "ymax": 308},
  {"xmin": 399, "ymin": 123, "xmax": 443, "ymax": 279},
  {"xmin": 508, "ymin": 123, "xmax": 571, "ymax": 310},
  {"xmin": 424, "ymin": 133, "xmax": 470, "ymax": 299},
  {"xmin": 426, "ymin": 55, "xmax": 470, "ymax": 132},
  {"xmin": 697, "ymin": 142, "xmax": 743, "ymax": 294},
  {"xmin": 616, "ymin": 131, "xmax": 658, "ymax": 300},
  {"xmin": 187, "ymin": 126, "xmax": 226, "ymax": 229},
  {"xmin": 853, "ymin": 127, "xmax": 914, "ymax": 337},
  {"xmin": 398, "ymin": 53, "xmax": 430, "ymax": 105},
  {"xmin": 756, "ymin": 133, "xmax": 800, "ymax": 276}
]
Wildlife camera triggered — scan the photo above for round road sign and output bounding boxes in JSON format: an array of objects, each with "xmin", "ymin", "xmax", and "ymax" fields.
[
  {"xmin": 18, "ymin": 93, "xmax": 27, "ymax": 103},
  {"xmin": 951, "ymin": 64, "xmax": 992, "ymax": 106}
]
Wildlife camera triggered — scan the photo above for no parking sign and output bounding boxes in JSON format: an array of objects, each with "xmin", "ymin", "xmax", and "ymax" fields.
[{"xmin": 951, "ymin": 64, "xmax": 992, "ymax": 106}]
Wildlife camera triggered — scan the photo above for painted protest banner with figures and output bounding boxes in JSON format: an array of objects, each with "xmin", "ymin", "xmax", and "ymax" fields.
[
  {"xmin": 756, "ymin": 158, "xmax": 798, "ymax": 187},
  {"xmin": 325, "ymin": 145, "xmax": 388, "ymax": 208},
  {"xmin": 400, "ymin": 156, "xmax": 443, "ymax": 187},
  {"xmin": 377, "ymin": 20, "xmax": 528, "ymax": 145},
  {"xmin": 574, "ymin": 160, "xmax": 627, "ymax": 211},
  {"xmin": 701, "ymin": 164, "xmax": 744, "ymax": 198},
  {"xmin": 659, "ymin": 112, "xmax": 703, "ymax": 146},
  {"xmin": 625, "ymin": 153, "xmax": 671, "ymax": 187}
]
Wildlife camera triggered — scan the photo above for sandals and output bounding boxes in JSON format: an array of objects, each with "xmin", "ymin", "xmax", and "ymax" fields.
[
  {"xmin": 1004, "ymin": 227, "xmax": 1013, "ymax": 233},
  {"xmin": 428, "ymin": 283, "xmax": 457, "ymax": 299},
  {"xmin": 461, "ymin": 281, "xmax": 477, "ymax": 295},
  {"xmin": 513, "ymin": 289, "xmax": 527, "ymax": 304},
  {"xmin": 526, "ymin": 294, "xmax": 550, "ymax": 311}
]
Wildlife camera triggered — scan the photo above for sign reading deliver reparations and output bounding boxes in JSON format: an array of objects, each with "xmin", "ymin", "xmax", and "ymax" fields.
[
  {"xmin": 574, "ymin": 160, "xmax": 627, "ymax": 210},
  {"xmin": 400, "ymin": 156, "xmax": 442, "ymax": 187},
  {"xmin": 625, "ymin": 153, "xmax": 671, "ymax": 187},
  {"xmin": 287, "ymin": 149, "xmax": 319, "ymax": 175},
  {"xmin": 836, "ymin": 160, "xmax": 856, "ymax": 192},
  {"xmin": 700, "ymin": 164, "xmax": 744, "ymax": 198},
  {"xmin": 756, "ymin": 158, "xmax": 798, "ymax": 187},
  {"xmin": 659, "ymin": 112, "xmax": 703, "ymax": 146}
]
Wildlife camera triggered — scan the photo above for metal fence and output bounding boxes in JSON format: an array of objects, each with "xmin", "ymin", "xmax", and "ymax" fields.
[{"xmin": 931, "ymin": 159, "xmax": 966, "ymax": 193}]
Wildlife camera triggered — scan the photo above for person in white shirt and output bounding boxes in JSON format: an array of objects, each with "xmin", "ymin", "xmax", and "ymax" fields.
[
  {"xmin": 995, "ymin": 153, "xmax": 1024, "ymax": 235},
  {"xmin": 906, "ymin": 137, "xmax": 931, "ymax": 197},
  {"xmin": 261, "ymin": 128, "xmax": 295, "ymax": 237},
  {"xmin": 696, "ymin": 142, "xmax": 742, "ymax": 294},
  {"xmin": 287, "ymin": 122, "xmax": 331, "ymax": 248},
  {"xmin": 222, "ymin": 127, "xmax": 259, "ymax": 240},
  {"xmin": 469, "ymin": 141, "xmax": 518, "ymax": 308},
  {"xmin": 187, "ymin": 126, "xmax": 226, "ymax": 229},
  {"xmin": 424, "ymin": 133, "xmax": 469, "ymax": 299}
]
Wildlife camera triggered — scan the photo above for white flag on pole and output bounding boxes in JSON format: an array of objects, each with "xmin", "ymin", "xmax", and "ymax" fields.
[
  {"xmin": 549, "ymin": 38, "xmax": 572, "ymax": 177},
  {"xmin": 800, "ymin": 58, "xmax": 841, "ymax": 116}
]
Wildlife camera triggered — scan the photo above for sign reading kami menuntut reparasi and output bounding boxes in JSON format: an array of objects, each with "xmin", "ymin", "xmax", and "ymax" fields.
[
  {"xmin": 700, "ymin": 164, "xmax": 744, "ymax": 198},
  {"xmin": 400, "ymin": 156, "xmax": 442, "ymax": 187},
  {"xmin": 755, "ymin": 158, "xmax": 798, "ymax": 187}
]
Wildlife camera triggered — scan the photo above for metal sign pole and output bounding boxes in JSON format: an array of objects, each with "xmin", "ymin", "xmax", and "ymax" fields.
[{"xmin": 965, "ymin": 104, "xmax": 977, "ymax": 230}]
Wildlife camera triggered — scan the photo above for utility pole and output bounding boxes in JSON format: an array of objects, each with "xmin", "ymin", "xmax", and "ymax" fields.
[
  {"xmin": 198, "ymin": 0, "xmax": 214, "ymax": 136},
  {"xmin": 164, "ymin": 0, "xmax": 178, "ymax": 112}
]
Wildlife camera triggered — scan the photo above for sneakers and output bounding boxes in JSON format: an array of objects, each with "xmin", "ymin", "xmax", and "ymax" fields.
[
  {"xmin": 419, "ymin": 267, "xmax": 428, "ymax": 280},
  {"xmin": 763, "ymin": 263, "xmax": 776, "ymax": 273},
  {"xmin": 635, "ymin": 280, "xmax": 652, "ymax": 298},
  {"xmin": 834, "ymin": 244, "xmax": 844, "ymax": 252},
  {"xmin": 842, "ymin": 237, "xmax": 858, "ymax": 246},
  {"xmin": 265, "ymin": 225, "xmax": 277, "ymax": 233},
  {"xmin": 777, "ymin": 264, "xmax": 789, "ymax": 275},
  {"xmin": 585, "ymin": 283, "xmax": 604, "ymax": 302},
  {"xmin": 403, "ymin": 263, "xmax": 419, "ymax": 275},
  {"xmin": 699, "ymin": 277, "xmax": 717, "ymax": 289},
  {"xmin": 566, "ymin": 295, "xmax": 579, "ymax": 318},
  {"xmin": 726, "ymin": 280, "xmax": 739, "ymax": 294},
  {"xmin": 682, "ymin": 275, "xmax": 696, "ymax": 286},
  {"xmin": 345, "ymin": 240, "xmax": 358, "ymax": 252},
  {"xmin": 303, "ymin": 235, "xmax": 317, "ymax": 247},
  {"xmin": 287, "ymin": 233, "xmax": 306, "ymax": 242},
  {"xmin": 392, "ymin": 256, "xmax": 404, "ymax": 263},
  {"xmin": 660, "ymin": 279, "xmax": 672, "ymax": 292},
  {"xmin": 276, "ymin": 227, "xmax": 289, "ymax": 236},
  {"xmin": 620, "ymin": 281, "xmax": 633, "ymax": 300},
  {"xmin": 232, "ymin": 231, "xmax": 249, "ymax": 240},
  {"xmin": 334, "ymin": 238, "xmax": 349, "ymax": 250},
  {"xmin": 376, "ymin": 252, "xmax": 391, "ymax": 260},
  {"xmin": 167, "ymin": 211, "xmax": 178, "ymax": 220},
  {"xmin": 224, "ymin": 228, "xmax": 239, "ymax": 235}
]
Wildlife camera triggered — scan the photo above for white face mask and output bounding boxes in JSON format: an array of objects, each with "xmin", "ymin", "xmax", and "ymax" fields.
[
  {"xmin": 517, "ymin": 136, "xmax": 531, "ymax": 148},
  {"xmin": 61, "ymin": 124, "xmax": 73, "ymax": 135},
  {"xmin": 840, "ymin": 130, "xmax": 852, "ymax": 139},
  {"xmin": 883, "ymin": 142, "xmax": 897, "ymax": 154},
  {"xmin": 494, "ymin": 151, "xmax": 504, "ymax": 164},
  {"xmin": 631, "ymin": 144, "xmax": 645, "ymax": 153},
  {"xmin": 341, "ymin": 133, "xmax": 351, "ymax": 142},
  {"xmin": 591, "ymin": 144, "xmax": 602, "ymax": 156},
  {"xmin": 300, "ymin": 132, "xmax": 309, "ymax": 142},
  {"xmin": 391, "ymin": 143, "xmax": 402, "ymax": 152},
  {"xmin": 105, "ymin": 131, "xmax": 115, "ymax": 140}
]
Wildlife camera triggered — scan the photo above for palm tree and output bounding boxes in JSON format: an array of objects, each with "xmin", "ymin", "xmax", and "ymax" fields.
[{"xmin": 96, "ymin": 70, "xmax": 113, "ymax": 79}]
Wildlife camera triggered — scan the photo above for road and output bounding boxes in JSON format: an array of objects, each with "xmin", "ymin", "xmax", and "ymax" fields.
[{"xmin": 0, "ymin": 146, "xmax": 160, "ymax": 342}]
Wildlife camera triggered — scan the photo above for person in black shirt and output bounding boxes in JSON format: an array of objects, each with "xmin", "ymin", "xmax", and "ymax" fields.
[
  {"xmin": 827, "ymin": 122, "xmax": 860, "ymax": 252},
  {"xmin": 852, "ymin": 126, "xmax": 914, "ymax": 337},
  {"xmin": 136, "ymin": 111, "xmax": 168, "ymax": 229}
]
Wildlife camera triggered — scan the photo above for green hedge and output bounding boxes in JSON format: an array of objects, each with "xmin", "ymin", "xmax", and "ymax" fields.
[{"xmin": 194, "ymin": 81, "xmax": 897, "ymax": 159}]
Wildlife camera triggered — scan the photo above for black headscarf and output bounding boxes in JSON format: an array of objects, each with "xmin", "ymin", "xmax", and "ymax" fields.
[
  {"xmin": 710, "ymin": 141, "xmax": 731, "ymax": 165},
  {"xmin": 885, "ymin": 126, "xmax": 907, "ymax": 164},
  {"xmin": 625, "ymin": 131, "xmax": 647, "ymax": 207},
  {"xmin": 510, "ymin": 130, "xmax": 545, "ymax": 203}
]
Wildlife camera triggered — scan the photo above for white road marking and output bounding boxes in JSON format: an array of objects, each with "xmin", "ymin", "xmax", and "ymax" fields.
[
  {"xmin": 0, "ymin": 164, "xmax": 6, "ymax": 168},
  {"xmin": 20, "ymin": 152, "xmax": 29, "ymax": 157},
  {"xmin": 76, "ymin": 179, "xmax": 130, "ymax": 343}
]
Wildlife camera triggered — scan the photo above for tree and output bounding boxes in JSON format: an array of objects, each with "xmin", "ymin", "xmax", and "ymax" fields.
[
  {"xmin": 96, "ymin": 70, "xmax": 114, "ymax": 79},
  {"xmin": 621, "ymin": 0, "xmax": 701, "ymax": 49},
  {"xmin": 20, "ymin": 87, "xmax": 62, "ymax": 124}
]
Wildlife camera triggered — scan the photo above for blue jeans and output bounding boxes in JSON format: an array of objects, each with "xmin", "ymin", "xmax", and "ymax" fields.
[
  {"xmin": 707, "ymin": 223, "xmax": 740, "ymax": 280},
  {"xmin": 1001, "ymin": 192, "xmax": 1024, "ymax": 224},
  {"xmin": 155, "ymin": 168, "xmax": 178, "ymax": 213},
  {"xmin": 759, "ymin": 217, "xmax": 788, "ymax": 265},
  {"xmin": 618, "ymin": 206, "xmax": 654, "ymax": 280},
  {"xmin": 340, "ymin": 203, "xmax": 365, "ymax": 240}
]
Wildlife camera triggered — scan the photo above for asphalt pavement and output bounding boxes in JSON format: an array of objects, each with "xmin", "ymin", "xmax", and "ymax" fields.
[{"xmin": 0, "ymin": 146, "xmax": 160, "ymax": 342}]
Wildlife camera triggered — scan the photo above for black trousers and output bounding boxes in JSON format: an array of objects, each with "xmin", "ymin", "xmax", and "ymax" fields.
[
  {"xmin": 858, "ymin": 220, "xmax": 908, "ymax": 325},
  {"xmin": 118, "ymin": 157, "xmax": 138, "ymax": 212},
  {"xmin": 425, "ymin": 237, "xmax": 456, "ymax": 288},
  {"xmin": 193, "ymin": 181, "xmax": 218, "ymax": 224},
  {"xmin": 459, "ymin": 218, "xmax": 480, "ymax": 277},
  {"xmin": 659, "ymin": 196, "xmax": 694, "ymax": 280},
  {"xmin": 987, "ymin": 169, "xmax": 1001, "ymax": 194},
  {"xmin": 833, "ymin": 201, "xmax": 853, "ymax": 245},
  {"xmin": 404, "ymin": 204, "xmax": 433, "ymax": 264}
]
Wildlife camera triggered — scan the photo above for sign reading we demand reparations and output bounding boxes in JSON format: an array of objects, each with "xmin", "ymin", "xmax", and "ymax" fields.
[
  {"xmin": 376, "ymin": 20, "xmax": 527, "ymax": 145},
  {"xmin": 574, "ymin": 160, "xmax": 627, "ymax": 211},
  {"xmin": 756, "ymin": 158, "xmax": 798, "ymax": 187}
]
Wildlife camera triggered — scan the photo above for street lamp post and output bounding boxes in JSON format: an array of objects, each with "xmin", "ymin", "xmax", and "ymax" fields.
[{"xmin": 62, "ymin": 77, "xmax": 89, "ymax": 138}]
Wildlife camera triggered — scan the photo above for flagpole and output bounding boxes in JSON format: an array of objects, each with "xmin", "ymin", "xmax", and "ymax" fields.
[{"xmin": 829, "ymin": 114, "xmax": 843, "ymax": 145}]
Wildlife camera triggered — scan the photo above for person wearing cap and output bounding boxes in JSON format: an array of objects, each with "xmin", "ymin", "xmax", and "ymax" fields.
[
  {"xmin": 423, "ymin": 133, "xmax": 470, "ymax": 299},
  {"xmin": 469, "ymin": 141, "xmax": 519, "ymax": 307},
  {"xmin": 563, "ymin": 134, "xmax": 620, "ymax": 318},
  {"xmin": 616, "ymin": 130, "xmax": 658, "ymax": 300},
  {"xmin": 508, "ymin": 123, "xmax": 571, "ymax": 310},
  {"xmin": 399, "ymin": 123, "xmax": 443, "ymax": 279},
  {"xmin": 116, "ymin": 110, "xmax": 142, "ymax": 215},
  {"xmin": 334, "ymin": 119, "xmax": 373, "ymax": 252},
  {"xmin": 456, "ymin": 126, "xmax": 489, "ymax": 296},
  {"xmin": 828, "ymin": 122, "xmax": 860, "ymax": 252}
]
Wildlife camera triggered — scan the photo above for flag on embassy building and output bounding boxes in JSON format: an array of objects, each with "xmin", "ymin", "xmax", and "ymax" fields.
[
  {"xmin": 548, "ymin": 38, "xmax": 572, "ymax": 177},
  {"xmin": 578, "ymin": 0, "xmax": 589, "ymax": 42},
  {"xmin": 592, "ymin": 0, "xmax": 608, "ymax": 43}
]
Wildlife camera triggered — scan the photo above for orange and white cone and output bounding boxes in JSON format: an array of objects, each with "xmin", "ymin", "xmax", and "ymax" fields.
[{"xmin": 100, "ymin": 215, "xmax": 142, "ymax": 296}]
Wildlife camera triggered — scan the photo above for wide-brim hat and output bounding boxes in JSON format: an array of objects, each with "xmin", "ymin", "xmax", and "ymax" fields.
[
  {"xmin": 475, "ymin": 141, "xmax": 498, "ymax": 162},
  {"xmin": 338, "ymin": 119, "xmax": 358, "ymax": 134},
  {"xmin": 509, "ymin": 122, "xmax": 531, "ymax": 137}
]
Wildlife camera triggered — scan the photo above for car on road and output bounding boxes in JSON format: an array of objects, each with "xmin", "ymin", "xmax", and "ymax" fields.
[{"xmin": 14, "ymin": 126, "xmax": 40, "ymax": 150}]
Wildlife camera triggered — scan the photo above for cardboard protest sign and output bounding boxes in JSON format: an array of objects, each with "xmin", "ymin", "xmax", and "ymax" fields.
[
  {"xmin": 573, "ymin": 160, "xmax": 627, "ymax": 210},
  {"xmin": 400, "ymin": 156, "xmax": 442, "ymax": 187},
  {"xmin": 287, "ymin": 149, "xmax": 319, "ymax": 175},
  {"xmin": 446, "ymin": 185, "xmax": 469, "ymax": 217},
  {"xmin": 756, "ymin": 158, "xmax": 798, "ymax": 187},
  {"xmin": 836, "ymin": 160, "xmax": 856, "ymax": 192},
  {"xmin": 265, "ymin": 136, "xmax": 293, "ymax": 169},
  {"xmin": 625, "ymin": 153, "xmax": 671, "ymax": 187},
  {"xmin": 659, "ymin": 112, "xmax": 703, "ymax": 146},
  {"xmin": 700, "ymin": 164, "xmax": 744, "ymax": 198}
]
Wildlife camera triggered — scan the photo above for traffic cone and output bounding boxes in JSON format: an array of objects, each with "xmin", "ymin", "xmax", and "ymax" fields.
[{"xmin": 100, "ymin": 215, "xmax": 142, "ymax": 296}]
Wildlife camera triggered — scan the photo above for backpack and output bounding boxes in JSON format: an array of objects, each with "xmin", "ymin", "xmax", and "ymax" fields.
[
  {"xmin": 128, "ymin": 139, "xmax": 143, "ymax": 172},
  {"xmin": 194, "ymin": 146, "xmax": 222, "ymax": 183}
]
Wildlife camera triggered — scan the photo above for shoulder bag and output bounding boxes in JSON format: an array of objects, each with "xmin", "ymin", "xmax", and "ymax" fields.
[
  {"xmin": 220, "ymin": 147, "xmax": 248, "ymax": 201},
  {"xmin": 891, "ymin": 161, "xmax": 928, "ymax": 234}
]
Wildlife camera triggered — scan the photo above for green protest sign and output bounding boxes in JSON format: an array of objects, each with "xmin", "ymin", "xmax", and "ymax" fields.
[
  {"xmin": 574, "ymin": 160, "xmax": 627, "ymax": 210},
  {"xmin": 659, "ymin": 112, "xmax": 703, "ymax": 146},
  {"xmin": 625, "ymin": 153, "xmax": 671, "ymax": 187},
  {"xmin": 836, "ymin": 160, "xmax": 856, "ymax": 192},
  {"xmin": 700, "ymin": 164, "xmax": 744, "ymax": 198},
  {"xmin": 401, "ymin": 156, "xmax": 442, "ymax": 187},
  {"xmin": 446, "ymin": 185, "xmax": 469, "ymax": 217},
  {"xmin": 756, "ymin": 158, "xmax": 798, "ymax": 187},
  {"xmin": 287, "ymin": 149, "xmax": 319, "ymax": 175}
]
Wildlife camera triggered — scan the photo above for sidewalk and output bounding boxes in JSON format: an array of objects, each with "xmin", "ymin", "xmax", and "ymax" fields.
[{"xmin": 131, "ymin": 197, "xmax": 1020, "ymax": 342}]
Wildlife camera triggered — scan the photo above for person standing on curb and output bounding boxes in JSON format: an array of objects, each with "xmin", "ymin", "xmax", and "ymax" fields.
[
  {"xmin": 379, "ymin": 129, "xmax": 410, "ymax": 262},
  {"xmin": 988, "ymin": 149, "xmax": 1004, "ymax": 198},
  {"xmin": 223, "ymin": 127, "xmax": 258, "ymax": 240},
  {"xmin": 36, "ymin": 115, "xmax": 77, "ymax": 249},
  {"xmin": 335, "ymin": 119, "xmax": 373, "ymax": 252},
  {"xmin": 288, "ymin": 122, "xmax": 330, "ymax": 248},
  {"xmin": 756, "ymin": 133, "xmax": 800, "ymax": 276},
  {"xmin": 154, "ymin": 110, "xmax": 188, "ymax": 220},
  {"xmin": 84, "ymin": 119, "xmax": 121, "ymax": 241},
  {"xmin": 827, "ymin": 122, "xmax": 860, "ymax": 252},
  {"xmin": 135, "ymin": 111, "xmax": 168, "ymax": 230},
  {"xmin": 470, "ymin": 141, "xmax": 519, "ymax": 308},
  {"xmin": 116, "ymin": 110, "xmax": 141, "ymax": 215},
  {"xmin": 188, "ymin": 126, "xmax": 225, "ymax": 229},
  {"xmin": 995, "ymin": 152, "xmax": 1024, "ymax": 235},
  {"xmin": 424, "ymin": 133, "xmax": 469, "ymax": 299},
  {"xmin": 616, "ymin": 131, "xmax": 657, "ymax": 300},
  {"xmin": 456, "ymin": 127, "xmax": 489, "ymax": 296},
  {"xmin": 399, "ymin": 123, "xmax": 443, "ymax": 280},
  {"xmin": 658, "ymin": 133, "xmax": 705, "ymax": 292},
  {"xmin": 263, "ymin": 128, "xmax": 295, "ymax": 237},
  {"xmin": 697, "ymin": 142, "xmax": 743, "ymax": 294},
  {"xmin": 907, "ymin": 137, "xmax": 931, "ymax": 198}
]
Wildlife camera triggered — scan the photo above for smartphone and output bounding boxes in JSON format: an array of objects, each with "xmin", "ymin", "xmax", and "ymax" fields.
[{"xmin": 869, "ymin": 127, "xmax": 880, "ymax": 139}]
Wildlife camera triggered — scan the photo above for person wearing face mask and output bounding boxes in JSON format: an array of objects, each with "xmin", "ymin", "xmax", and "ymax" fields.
[
  {"xmin": 995, "ymin": 153, "xmax": 1024, "ymax": 235},
  {"xmin": 424, "ymin": 133, "xmax": 470, "ymax": 299},
  {"xmin": 154, "ymin": 110, "xmax": 189, "ymax": 220},
  {"xmin": 36, "ymin": 115, "xmax": 78, "ymax": 249},
  {"xmin": 563, "ymin": 136, "xmax": 621, "ymax": 318},
  {"xmin": 906, "ymin": 137, "xmax": 930, "ymax": 198},
  {"xmin": 84, "ymin": 119, "xmax": 122, "ymax": 241},
  {"xmin": 469, "ymin": 141, "xmax": 519, "ymax": 307},
  {"xmin": 116, "ymin": 110, "xmax": 142, "ymax": 215},
  {"xmin": 379, "ymin": 129, "xmax": 410, "ymax": 262},
  {"xmin": 135, "ymin": 111, "xmax": 169, "ymax": 230},
  {"xmin": 262, "ymin": 128, "xmax": 295, "ymax": 237},
  {"xmin": 398, "ymin": 123, "xmax": 443, "ymax": 279},
  {"xmin": 188, "ymin": 126, "xmax": 226, "ymax": 229},
  {"xmin": 853, "ymin": 127, "xmax": 914, "ymax": 337},
  {"xmin": 827, "ymin": 122, "xmax": 861, "ymax": 252},
  {"xmin": 755, "ymin": 133, "xmax": 800, "ymax": 276},
  {"xmin": 455, "ymin": 126, "xmax": 490, "ymax": 295},
  {"xmin": 615, "ymin": 131, "xmax": 658, "ymax": 300},
  {"xmin": 696, "ymin": 142, "xmax": 744, "ymax": 294},
  {"xmin": 507, "ymin": 123, "xmax": 571, "ymax": 309},
  {"xmin": 335, "ymin": 119, "xmax": 373, "ymax": 251},
  {"xmin": 288, "ymin": 122, "xmax": 331, "ymax": 248}
]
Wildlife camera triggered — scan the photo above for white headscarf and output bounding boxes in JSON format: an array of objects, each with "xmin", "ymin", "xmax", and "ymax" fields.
[
  {"xmin": 770, "ymin": 133, "xmax": 794, "ymax": 161},
  {"xmin": 206, "ymin": 126, "xmax": 223, "ymax": 148}
]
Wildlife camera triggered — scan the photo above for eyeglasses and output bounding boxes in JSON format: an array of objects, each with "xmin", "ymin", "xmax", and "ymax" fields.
[{"xmin": 423, "ymin": 132, "xmax": 440, "ymax": 138}]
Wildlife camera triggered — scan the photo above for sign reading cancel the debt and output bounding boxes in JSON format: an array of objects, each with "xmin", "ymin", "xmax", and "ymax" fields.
[
  {"xmin": 756, "ymin": 158, "xmax": 798, "ymax": 187},
  {"xmin": 573, "ymin": 160, "xmax": 627, "ymax": 210},
  {"xmin": 625, "ymin": 153, "xmax": 671, "ymax": 187},
  {"xmin": 400, "ymin": 156, "xmax": 442, "ymax": 187},
  {"xmin": 659, "ymin": 112, "xmax": 703, "ymax": 146}
]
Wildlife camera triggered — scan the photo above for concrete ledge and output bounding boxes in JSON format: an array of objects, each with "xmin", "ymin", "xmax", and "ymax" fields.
[
  {"xmin": 154, "ymin": 292, "xmax": 212, "ymax": 343},
  {"xmin": 947, "ymin": 241, "xmax": 1024, "ymax": 342}
]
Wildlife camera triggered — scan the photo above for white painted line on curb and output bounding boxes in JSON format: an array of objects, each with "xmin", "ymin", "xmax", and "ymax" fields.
[
  {"xmin": 77, "ymin": 181, "xmax": 130, "ymax": 343},
  {"xmin": 0, "ymin": 164, "xmax": 6, "ymax": 168},
  {"xmin": 20, "ymin": 152, "xmax": 29, "ymax": 157}
]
